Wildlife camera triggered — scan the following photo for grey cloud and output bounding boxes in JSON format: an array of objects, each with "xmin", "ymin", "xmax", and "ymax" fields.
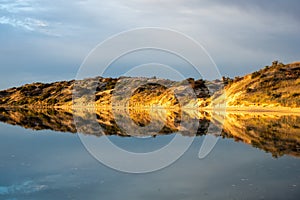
[
  {"xmin": 0, "ymin": 0, "xmax": 299, "ymax": 89},
  {"xmin": 184, "ymin": 0, "xmax": 300, "ymax": 21}
]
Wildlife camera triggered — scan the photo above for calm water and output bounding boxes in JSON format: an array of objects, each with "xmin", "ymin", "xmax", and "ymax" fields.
[{"xmin": 0, "ymin": 108, "xmax": 300, "ymax": 200}]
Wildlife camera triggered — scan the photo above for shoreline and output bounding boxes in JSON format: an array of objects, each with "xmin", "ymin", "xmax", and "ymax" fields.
[
  {"xmin": 203, "ymin": 106, "xmax": 300, "ymax": 113},
  {"xmin": 1, "ymin": 105, "xmax": 300, "ymax": 114}
]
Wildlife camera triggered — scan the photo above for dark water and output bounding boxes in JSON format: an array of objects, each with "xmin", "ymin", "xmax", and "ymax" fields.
[{"xmin": 0, "ymin": 109, "xmax": 299, "ymax": 200}]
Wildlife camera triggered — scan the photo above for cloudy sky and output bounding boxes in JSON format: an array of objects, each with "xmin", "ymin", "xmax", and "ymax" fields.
[{"xmin": 0, "ymin": 0, "xmax": 299, "ymax": 89}]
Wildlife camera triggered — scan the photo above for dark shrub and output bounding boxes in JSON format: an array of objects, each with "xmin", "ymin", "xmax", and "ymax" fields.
[{"xmin": 251, "ymin": 71, "xmax": 261, "ymax": 79}]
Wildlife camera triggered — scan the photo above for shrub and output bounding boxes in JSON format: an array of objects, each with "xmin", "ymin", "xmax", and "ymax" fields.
[
  {"xmin": 272, "ymin": 93, "xmax": 281, "ymax": 98},
  {"xmin": 47, "ymin": 99, "xmax": 58, "ymax": 104},
  {"xmin": 40, "ymin": 92, "xmax": 51, "ymax": 100},
  {"xmin": 64, "ymin": 97, "xmax": 72, "ymax": 102},
  {"xmin": 246, "ymin": 88, "xmax": 253, "ymax": 93},
  {"xmin": 292, "ymin": 93, "xmax": 300, "ymax": 97},
  {"xmin": 20, "ymin": 85, "xmax": 36, "ymax": 92},
  {"xmin": 251, "ymin": 71, "xmax": 261, "ymax": 79},
  {"xmin": 233, "ymin": 76, "xmax": 243, "ymax": 82}
]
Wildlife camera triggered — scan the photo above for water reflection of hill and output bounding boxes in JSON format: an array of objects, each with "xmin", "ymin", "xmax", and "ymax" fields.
[
  {"xmin": 0, "ymin": 107, "xmax": 299, "ymax": 158},
  {"xmin": 221, "ymin": 113, "xmax": 300, "ymax": 158},
  {"xmin": 0, "ymin": 107, "xmax": 76, "ymax": 133}
]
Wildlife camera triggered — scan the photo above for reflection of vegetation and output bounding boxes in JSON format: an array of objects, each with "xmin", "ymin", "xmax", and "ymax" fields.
[
  {"xmin": 0, "ymin": 107, "xmax": 299, "ymax": 158},
  {"xmin": 221, "ymin": 113, "xmax": 300, "ymax": 158},
  {"xmin": 0, "ymin": 107, "xmax": 76, "ymax": 133}
]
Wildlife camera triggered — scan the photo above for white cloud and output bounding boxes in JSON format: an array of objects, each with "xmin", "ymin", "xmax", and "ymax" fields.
[
  {"xmin": 0, "ymin": 16, "xmax": 48, "ymax": 31},
  {"xmin": 0, "ymin": 0, "xmax": 60, "ymax": 36},
  {"xmin": 0, "ymin": 0, "xmax": 36, "ymax": 13}
]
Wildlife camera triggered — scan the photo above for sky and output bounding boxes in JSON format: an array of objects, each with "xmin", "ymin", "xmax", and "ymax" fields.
[{"xmin": 0, "ymin": 0, "xmax": 299, "ymax": 89}]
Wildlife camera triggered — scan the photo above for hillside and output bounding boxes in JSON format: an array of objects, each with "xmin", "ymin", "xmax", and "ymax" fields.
[
  {"xmin": 0, "ymin": 80, "xmax": 75, "ymax": 107},
  {"xmin": 0, "ymin": 77, "xmax": 211, "ymax": 108},
  {"xmin": 219, "ymin": 61, "xmax": 300, "ymax": 108},
  {"xmin": 0, "ymin": 61, "xmax": 299, "ymax": 109}
]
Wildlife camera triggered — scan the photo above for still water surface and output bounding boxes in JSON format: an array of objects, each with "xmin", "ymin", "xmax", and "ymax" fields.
[{"xmin": 0, "ymin": 108, "xmax": 299, "ymax": 200}]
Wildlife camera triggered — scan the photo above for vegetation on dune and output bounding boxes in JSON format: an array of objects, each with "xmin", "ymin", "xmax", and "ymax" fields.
[
  {"xmin": 0, "ymin": 61, "xmax": 299, "ymax": 108},
  {"xmin": 0, "ymin": 76, "xmax": 211, "ymax": 108},
  {"xmin": 219, "ymin": 61, "xmax": 300, "ymax": 108},
  {"xmin": 0, "ymin": 80, "xmax": 74, "ymax": 107}
]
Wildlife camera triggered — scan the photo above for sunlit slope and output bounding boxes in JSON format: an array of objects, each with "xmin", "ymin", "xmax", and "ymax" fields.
[
  {"xmin": 0, "ymin": 77, "xmax": 210, "ymax": 108},
  {"xmin": 220, "ymin": 61, "xmax": 300, "ymax": 108},
  {"xmin": 0, "ymin": 61, "xmax": 299, "ymax": 109}
]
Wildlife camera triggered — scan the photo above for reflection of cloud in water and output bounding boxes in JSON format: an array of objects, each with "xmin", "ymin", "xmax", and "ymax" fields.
[{"xmin": 0, "ymin": 180, "xmax": 47, "ymax": 195}]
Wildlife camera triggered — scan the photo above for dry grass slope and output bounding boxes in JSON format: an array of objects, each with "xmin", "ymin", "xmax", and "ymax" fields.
[
  {"xmin": 0, "ymin": 61, "xmax": 299, "ymax": 109},
  {"xmin": 219, "ymin": 61, "xmax": 300, "ymax": 108}
]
